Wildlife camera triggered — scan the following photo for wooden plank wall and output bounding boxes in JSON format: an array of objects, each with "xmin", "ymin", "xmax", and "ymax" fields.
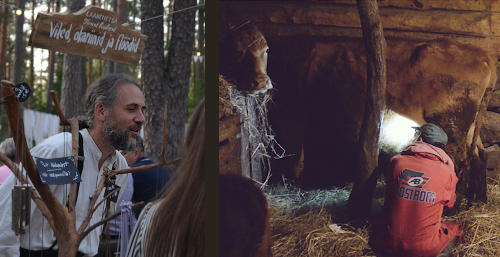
[{"xmin": 220, "ymin": 0, "xmax": 500, "ymax": 55}]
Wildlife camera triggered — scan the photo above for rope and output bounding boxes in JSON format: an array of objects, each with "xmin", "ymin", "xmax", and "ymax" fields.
[{"xmin": 141, "ymin": 3, "xmax": 204, "ymax": 23}]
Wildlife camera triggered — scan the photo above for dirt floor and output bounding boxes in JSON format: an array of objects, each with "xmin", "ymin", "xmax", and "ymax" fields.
[{"xmin": 265, "ymin": 178, "xmax": 500, "ymax": 257}]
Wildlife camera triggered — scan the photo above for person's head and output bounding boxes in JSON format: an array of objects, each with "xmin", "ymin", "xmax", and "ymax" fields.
[
  {"xmin": 219, "ymin": 174, "xmax": 273, "ymax": 257},
  {"xmin": 145, "ymin": 98, "xmax": 205, "ymax": 257},
  {"xmin": 0, "ymin": 138, "xmax": 15, "ymax": 162},
  {"xmin": 413, "ymin": 123, "xmax": 448, "ymax": 150},
  {"xmin": 85, "ymin": 73, "xmax": 145, "ymax": 151},
  {"xmin": 121, "ymin": 136, "xmax": 144, "ymax": 166}
]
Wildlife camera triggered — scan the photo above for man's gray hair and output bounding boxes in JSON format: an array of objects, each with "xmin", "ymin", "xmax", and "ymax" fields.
[
  {"xmin": 0, "ymin": 138, "xmax": 15, "ymax": 161},
  {"xmin": 85, "ymin": 73, "xmax": 140, "ymax": 127}
]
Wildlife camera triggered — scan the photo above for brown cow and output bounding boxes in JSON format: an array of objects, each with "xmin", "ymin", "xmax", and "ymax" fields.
[
  {"xmin": 293, "ymin": 37, "xmax": 496, "ymax": 189},
  {"xmin": 219, "ymin": 22, "xmax": 276, "ymax": 181},
  {"xmin": 220, "ymin": 20, "xmax": 273, "ymax": 95},
  {"xmin": 219, "ymin": 174, "xmax": 273, "ymax": 257}
]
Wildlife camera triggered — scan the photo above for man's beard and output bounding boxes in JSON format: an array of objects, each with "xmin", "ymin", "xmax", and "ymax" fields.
[{"xmin": 103, "ymin": 119, "xmax": 138, "ymax": 151}]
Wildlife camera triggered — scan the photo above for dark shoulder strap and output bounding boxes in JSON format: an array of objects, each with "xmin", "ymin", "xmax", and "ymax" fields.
[
  {"xmin": 74, "ymin": 131, "xmax": 84, "ymax": 202},
  {"xmin": 78, "ymin": 132, "xmax": 84, "ymax": 174}
]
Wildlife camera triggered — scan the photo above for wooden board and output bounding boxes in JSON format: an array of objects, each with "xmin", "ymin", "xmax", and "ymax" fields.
[
  {"xmin": 29, "ymin": 5, "xmax": 146, "ymax": 65},
  {"xmin": 311, "ymin": 0, "xmax": 492, "ymax": 11},
  {"xmin": 221, "ymin": 2, "xmax": 493, "ymax": 37},
  {"xmin": 221, "ymin": 1, "xmax": 500, "ymax": 55}
]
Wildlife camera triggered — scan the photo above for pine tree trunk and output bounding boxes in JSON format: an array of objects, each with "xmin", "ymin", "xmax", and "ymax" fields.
[
  {"xmin": 141, "ymin": 0, "xmax": 165, "ymax": 162},
  {"xmin": 166, "ymin": 0, "xmax": 173, "ymax": 46},
  {"xmin": 29, "ymin": 0, "xmax": 35, "ymax": 109},
  {"xmin": 46, "ymin": 51, "xmax": 56, "ymax": 113},
  {"xmin": 348, "ymin": 0, "xmax": 387, "ymax": 218},
  {"xmin": 61, "ymin": 0, "xmax": 86, "ymax": 118},
  {"xmin": 114, "ymin": 0, "xmax": 126, "ymax": 73},
  {"xmin": 194, "ymin": 0, "xmax": 205, "ymax": 102},
  {"xmin": 107, "ymin": 0, "xmax": 118, "ymax": 74},
  {"xmin": 12, "ymin": 0, "xmax": 26, "ymax": 84},
  {"xmin": 164, "ymin": 0, "xmax": 197, "ymax": 167},
  {"xmin": 0, "ymin": 6, "xmax": 8, "ymax": 117},
  {"xmin": 46, "ymin": 1, "xmax": 59, "ymax": 113}
]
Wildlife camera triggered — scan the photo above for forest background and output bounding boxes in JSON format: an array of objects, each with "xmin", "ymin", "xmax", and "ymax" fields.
[{"xmin": 0, "ymin": 0, "xmax": 205, "ymax": 165}]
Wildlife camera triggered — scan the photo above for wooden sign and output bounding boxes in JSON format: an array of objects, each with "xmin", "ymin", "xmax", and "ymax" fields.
[
  {"xmin": 36, "ymin": 156, "xmax": 81, "ymax": 185},
  {"xmin": 29, "ymin": 5, "xmax": 147, "ymax": 65}
]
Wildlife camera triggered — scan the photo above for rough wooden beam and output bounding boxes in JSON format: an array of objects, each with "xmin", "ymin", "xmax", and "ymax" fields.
[
  {"xmin": 348, "ymin": 0, "xmax": 386, "ymax": 218},
  {"xmin": 253, "ymin": 23, "xmax": 498, "ymax": 55},
  {"xmin": 310, "ymin": 0, "xmax": 493, "ymax": 11},
  {"xmin": 221, "ymin": 2, "xmax": 494, "ymax": 36},
  {"xmin": 223, "ymin": 0, "xmax": 500, "ymax": 12}
]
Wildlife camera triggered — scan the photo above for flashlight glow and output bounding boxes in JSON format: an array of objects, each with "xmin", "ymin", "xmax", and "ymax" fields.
[
  {"xmin": 15, "ymin": 9, "xmax": 23, "ymax": 16},
  {"xmin": 379, "ymin": 110, "xmax": 419, "ymax": 153}
]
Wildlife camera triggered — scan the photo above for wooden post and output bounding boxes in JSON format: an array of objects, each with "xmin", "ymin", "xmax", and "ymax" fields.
[{"xmin": 348, "ymin": 0, "xmax": 387, "ymax": 218}]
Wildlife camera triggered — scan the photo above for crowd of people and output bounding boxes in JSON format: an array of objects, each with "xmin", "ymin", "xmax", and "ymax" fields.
[{"xmin": 0, "ymin": 73, "xmax": 205, "ymax": 257}]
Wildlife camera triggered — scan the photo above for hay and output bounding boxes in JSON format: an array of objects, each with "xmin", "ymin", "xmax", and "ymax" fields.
[
  {"xmin": 219, "ymin": 74, "xmax": 286, "ymax": 182},
  {"xmin": 265, "ymin": 184, "xmax": 374, "ymax": 257},
  {"xmin": 265, "ymin": 184, "xmax": 351, "ymax": 217},
  {"xmin": 450, "ymin": 178, "xmax": 500, "ymax": 256},
  {"xmin": 267, "ymin": 179, "xmax": 500, "ymax": 256},
  {"xmin": 269, "ymin": 208, "xmax": 374, "ymax": 257}
]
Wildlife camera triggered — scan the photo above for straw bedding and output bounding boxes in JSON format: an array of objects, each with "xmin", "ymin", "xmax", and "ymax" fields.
[{"xmin": 265, "ymin": 179, "xmax": 500, "ymax": 257}]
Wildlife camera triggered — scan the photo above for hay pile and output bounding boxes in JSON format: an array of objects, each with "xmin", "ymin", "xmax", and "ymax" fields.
[
  {"xmin": 265, "ymin": 185, "xmax": 375, "ymax": 257},
  {"xmin": 269, "ymin": 208, "xmax": 373, "ymax": 257},
  {"xmin": 266, "ymin": 179, "xmax": 500, "ymax": 257},
  {"xmin": 450, "ymin": 178, "xmax": 500, "ymax": 256}
]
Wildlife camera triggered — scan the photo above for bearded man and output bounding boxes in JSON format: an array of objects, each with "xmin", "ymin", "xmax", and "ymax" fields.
[{"xmin": 0, "ymin": 73, "xmax": 146, "ymax": 257}]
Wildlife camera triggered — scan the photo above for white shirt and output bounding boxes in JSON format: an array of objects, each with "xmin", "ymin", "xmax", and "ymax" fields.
[{"xmin": 0, "ymin": 129, "xmax": 128, "ymax": 257}]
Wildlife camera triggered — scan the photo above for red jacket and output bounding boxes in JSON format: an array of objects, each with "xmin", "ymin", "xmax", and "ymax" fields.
[{"xmin": 379, "ymin": 141, "xmax": 461, "ymax": 257}]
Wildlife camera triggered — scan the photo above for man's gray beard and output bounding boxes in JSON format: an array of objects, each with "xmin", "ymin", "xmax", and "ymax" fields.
[{"xmin": 103, "ymin": 120, "xmax": 131, "ymax": 151}]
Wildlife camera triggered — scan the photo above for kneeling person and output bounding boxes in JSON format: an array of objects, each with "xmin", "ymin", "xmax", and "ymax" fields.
[{"xmin": 377, "ymin": 123, "xmax": 461, "ymax": 257}]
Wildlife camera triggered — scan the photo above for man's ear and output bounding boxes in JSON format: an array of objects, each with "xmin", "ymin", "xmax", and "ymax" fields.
[{"xmin": 94, "ymin": 103, "xmax": 108, "ymax": 122}]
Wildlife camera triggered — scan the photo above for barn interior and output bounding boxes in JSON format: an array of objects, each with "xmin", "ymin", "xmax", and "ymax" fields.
[{"xmin": 219, "ymin": 0, "xmax": 500, "ymax": 256}]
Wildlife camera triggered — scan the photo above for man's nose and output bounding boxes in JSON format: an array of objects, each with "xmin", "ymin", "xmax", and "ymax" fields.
[{"xmin": 135, "ymin": 110, "xmax": 146, "ymax": 123}]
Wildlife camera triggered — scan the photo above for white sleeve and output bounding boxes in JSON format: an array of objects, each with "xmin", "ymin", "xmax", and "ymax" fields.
[{"xmin": 0, "ymin": 174, "xmax": 20, "ymax": 256}]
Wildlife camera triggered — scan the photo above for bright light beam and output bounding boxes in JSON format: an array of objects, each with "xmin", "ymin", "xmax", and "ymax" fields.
[{"xmin": 379, "ymin": 110, "xmax": 419, "ymax": 154}]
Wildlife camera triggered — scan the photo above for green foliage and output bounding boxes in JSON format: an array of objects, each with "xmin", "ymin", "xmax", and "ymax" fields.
[{"xmin": 188, "ymin": 58, "xmax": 205, "ymax": 117}]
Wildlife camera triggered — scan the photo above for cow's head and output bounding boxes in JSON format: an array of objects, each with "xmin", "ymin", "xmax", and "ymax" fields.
[{"xmin": 220, "ymin": 21, "xmax": 273, "ymax": 95}]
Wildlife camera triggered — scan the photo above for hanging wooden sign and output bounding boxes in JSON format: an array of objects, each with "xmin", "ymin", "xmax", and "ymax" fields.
[
  {"xmin": 36, "ymin": 156, "xmax": 81, "ymax": 185},
  {"xmin": 29, "ymin": 5, "xmax": 147, "ymax": 65}
]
